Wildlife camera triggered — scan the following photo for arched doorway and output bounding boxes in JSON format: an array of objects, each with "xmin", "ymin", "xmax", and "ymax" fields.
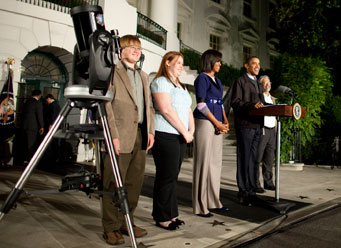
[
  {"xmin": 20, "ymin": 50, "xmax": 68, "ymax": 100},
  {"xmin": 16, "ymin": 50, "xmax": 69, "ymax": 126},
  {"xmin": 13, "ymin": 48, "xmax": 76, "ymax": 165}
]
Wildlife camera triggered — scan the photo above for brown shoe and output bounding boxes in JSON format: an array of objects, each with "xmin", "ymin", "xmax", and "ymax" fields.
[
  {"xmin": 120, "ymin": 225, "xmax": 148, "ymax": 238},
  {"xmin": 103, "ymin": 231, "xmax": 124, "ymax": 245}
]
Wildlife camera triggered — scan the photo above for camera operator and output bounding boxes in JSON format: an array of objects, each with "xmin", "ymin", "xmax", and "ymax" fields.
[{"xmin": 101, "ymin": 35, "xmax": 155, "ymax": 246}]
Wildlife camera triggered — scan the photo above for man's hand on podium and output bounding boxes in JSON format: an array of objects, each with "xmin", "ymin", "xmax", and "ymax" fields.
[{"xmin": 254, "ymin": 102, "xmax": 264, "ymax": 109}]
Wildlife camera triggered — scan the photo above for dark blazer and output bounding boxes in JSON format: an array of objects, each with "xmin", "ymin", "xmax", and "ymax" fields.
[
  {"xmin": 193, "ymin": 73, "xmax": 224, "ymax": 122},
  {"xmin": 105, "ymin": 61, "xmax": 155, "ymax": 153},
  {"xmin": 22, "ymin": 97, "xmax": 44, "ymax": 132},
  {"xmin": 47, "ymin": 100, "xmax": 61, "ymax": 126},
  {"xmin": 231, "ymin": 73, "xmax": 264, "ymax": 129}
]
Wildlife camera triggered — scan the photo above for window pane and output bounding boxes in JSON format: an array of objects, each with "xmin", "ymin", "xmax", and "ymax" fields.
[
  {"xmin": 269, "ymin": 2, "xmax": 276, "ymax": 29},
  {"xmin": 244, "ymin": 0, "xmax": 251, "ymax": 18},
  {"xmin": 177, "ymin": 22, "xmax": 182, "ymax": 39},
  {"xmin": 270, "ymin": 55, "xmax": 275, "ymax": 69},
  {"xmin": 210, "ymin": 34, "xmax": 220, "ymax": 51},
  {"xmin": 243, "ymin": 46, "xmax": 251, "ymax": 64}
]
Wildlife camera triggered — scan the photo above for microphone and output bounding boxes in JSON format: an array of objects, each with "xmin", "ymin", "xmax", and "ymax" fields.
[{"xmin": 277, "ymin": 85, "xmax": 298, "ymax": 98}]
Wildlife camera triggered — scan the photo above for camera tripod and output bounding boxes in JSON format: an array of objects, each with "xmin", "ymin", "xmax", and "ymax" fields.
[{"xmin": 0, "ymin": 84, "xmax": 138, "ymax": 247}]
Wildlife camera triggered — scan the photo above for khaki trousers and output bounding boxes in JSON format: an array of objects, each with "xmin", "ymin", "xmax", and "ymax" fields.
[
  {"xmin": 101, "ymin": 129, "xmax": 146, "ymax": 232},
  {"xmin": 192, "ymin": 119, "xmax": 223, "ymax": 215}
]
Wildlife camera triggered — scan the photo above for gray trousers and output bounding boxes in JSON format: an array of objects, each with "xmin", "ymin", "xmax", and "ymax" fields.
[
  {"xmin": 192, "ymin": 119, "xmax": 223, "ymax": 215},
  {"xmin": 256, "ymin": 127, "xmax": 276, "ymax": 187}
]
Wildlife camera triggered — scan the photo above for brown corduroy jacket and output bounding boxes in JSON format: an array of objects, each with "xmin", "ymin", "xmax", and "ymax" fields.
[{"xmin": 105, "ymin": 61, "xmax": 155, "ymax": 153}]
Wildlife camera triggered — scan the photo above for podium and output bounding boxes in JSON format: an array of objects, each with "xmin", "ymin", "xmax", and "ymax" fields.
[{"xmin": 249, "ymin": 104, "xmax": 305, "ymax": 213}]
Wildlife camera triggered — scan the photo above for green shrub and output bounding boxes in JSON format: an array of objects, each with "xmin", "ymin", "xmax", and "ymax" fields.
[
  {"xmin": 272, "ymin": 54, "xmax": 334, "ymax": 162},
  {"xmin": 216, "ymin": 64, "xmax": 243, "ymax": 87},
  {"xmin": 137, "ymin": 25, "xmax": 164, "ymax": 46},
  {"xmin": 181, "ymin": 48, "xmax": 201, "ymax": 72},
  {"xmin": 181, "ymin": 48, "xmax": 243, "ymax": 87},
  {"xmin": 307, "ymin": 95, "xmax": 341, "ymax": 164},
  {"xmin": 327, "ymin": 96, "xmax": 341, "ymax": 124}
]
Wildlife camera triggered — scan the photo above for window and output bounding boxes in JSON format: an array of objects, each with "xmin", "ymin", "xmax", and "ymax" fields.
[
  {"xmin": 21, "ymin": 52, "xmax": 67, "ymax": 82},
  {"xmin": 177, "ymin": 22, "xmax": 182, "ymax": 39},
  {"xmin": 211, "ymin": 0, "xmax": 221, "ymax": 4},
  {"xmin": 210, "ymin": 34, "xmax": 221, "ymax": 51},
  {"xmin": 269, "ymin": 55, "xmax": 275, "ymax": 69},
  {"xmin": 269, "ymin": 2, "xmax": 276, "ymax": 29},
  {"xmin": 243, "ymin": 46, "xmax": 251, "ymax": 64},
  {"xmin": 243, "ymin": 0, "xmax": 251, "ymax": 18}
]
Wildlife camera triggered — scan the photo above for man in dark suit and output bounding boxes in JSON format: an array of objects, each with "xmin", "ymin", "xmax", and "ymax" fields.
[
  {"xmin": 22, "ymin": 89, "xmax": 44, "ymax": 161},
  {"xmin": 102, "ymin": 35, "xmax": 155, "ymax": 245},
  {"xmin": 45, "ymin": 94, "xmax": 60, "ymax": 130},
  {"xmin": 43, "ymin": 94, "xmax": 61, "ymax": 166},
  {"xmin": 231, "ymin": 56, "xmax": 264, "ymax": 205}
]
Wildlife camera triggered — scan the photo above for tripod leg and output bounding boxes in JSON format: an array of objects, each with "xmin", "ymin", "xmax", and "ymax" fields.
[
  {"xmin": 97, "ymin": 102, "xmax": 137, "ymax": 248},
  {"xmin": 0, "ymin": 100, "xmax": 73, "ymax": 221}
]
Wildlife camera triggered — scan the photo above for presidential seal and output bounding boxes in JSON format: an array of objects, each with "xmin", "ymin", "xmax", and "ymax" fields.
[{"xmin": 293, "ymin": 103, "xmax": 302, "ymax": 120}]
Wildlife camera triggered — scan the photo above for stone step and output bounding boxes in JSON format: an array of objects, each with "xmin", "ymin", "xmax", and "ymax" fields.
[
  {"xmin": 281, "ymin": 163, "xmax": 304, "ymax": 171},
  {"xmin": 224, "ymin": 139, "xmax": 236, "ymax": 146},
  {"xmin": 224, "ymin": 134, "xmax": 237, "ymax": 141},
  {"xmin": 222, "ymin": 154, "xmax": 237, "ymax": 162},
  {"xmin": 180, "ymin": 66, "xmax": 198, "ymax": 86},
  {"xmin": 183, "ymin": 66, "xmax": 198, "ymax": 75},
  {"xmin": 223, "ymin": 146, "xmax": 237, "ymax": 154}
]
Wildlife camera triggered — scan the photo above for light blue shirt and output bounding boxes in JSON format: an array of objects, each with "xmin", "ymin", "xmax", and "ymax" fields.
[{"xmin": 150, "ymin": 76, "xmax": 192, "ymax": 135}]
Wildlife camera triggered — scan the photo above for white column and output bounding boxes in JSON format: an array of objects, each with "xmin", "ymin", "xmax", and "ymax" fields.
[
  {"xmin": 149, "ymin": 0, "xmax": 179, "ymax": 51},
  {"xmin": 150, "ymin": 0, "xmax": 177, "ymax": 34}
]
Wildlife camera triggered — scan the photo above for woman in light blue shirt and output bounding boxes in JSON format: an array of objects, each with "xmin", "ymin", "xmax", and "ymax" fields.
[{"xmin": 150, "ymin": 51, "xmax": 194, "ymax": 231}]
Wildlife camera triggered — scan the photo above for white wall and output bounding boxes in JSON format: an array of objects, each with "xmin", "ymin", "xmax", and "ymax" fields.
[
  {"xmin": 0, "ymin": 0, "xmax": 174, "ymax": 163},
  {"xmin": 0, "ymin": 0, "xmax": 171, "ymax": 94},
  {"xmin": 0, "ymin": 0, "xmax": 76, "ymax": 97},
  {"xmin": 103, "ymin": 0, "xmax": 165, "ymax": 76},
  {"xmin": 178, "ymin": 0, "xmax": 274, "ymax": 69}
]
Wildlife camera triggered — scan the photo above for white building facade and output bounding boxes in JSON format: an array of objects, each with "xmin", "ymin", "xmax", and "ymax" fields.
[
  {"xmin": 0, "ymin": 0, "xmax": 279, "ymax": 103},
  {"xmin": 129, "ymin": 0, "xmax": 279, "ymax": 68},
  {"xmin": 0, "ymin": 0, "xmax": 278, "ymax": 162}
]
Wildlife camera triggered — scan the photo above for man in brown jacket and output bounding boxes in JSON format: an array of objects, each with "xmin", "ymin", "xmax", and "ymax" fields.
[{"xmin": 102, "ymin": 35, "xmax": 155, "ymax": 245}]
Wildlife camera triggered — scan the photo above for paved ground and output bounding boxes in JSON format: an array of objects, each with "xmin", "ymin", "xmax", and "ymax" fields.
[
  {"xmin": 245, "ymin": 206, "xmax": 341, "ymax": 248},
  {"xmin": 0, "ymin": 144, "xmax": 340, "ymax": 247}
]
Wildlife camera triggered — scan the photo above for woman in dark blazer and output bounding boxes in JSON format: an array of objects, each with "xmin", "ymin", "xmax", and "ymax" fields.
[{"xmin": 192, "ymin": 49, "xmax": 229, "ymax": 217}]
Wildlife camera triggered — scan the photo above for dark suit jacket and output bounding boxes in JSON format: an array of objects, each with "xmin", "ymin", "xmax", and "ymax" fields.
[
  {"xmin": 22, "ymin": 97, "xmax": 44, "ymax": 132},
  {"xmin": 105, "ymin": 61, "xmax": 155, "ymax": 153},
  {"xmin": 47, "ymin": 100, "xmax": 61, "ymax": 126},
  {"xmin": 231, "ymin": 73, "xmax": 264, "ymax": 129}
]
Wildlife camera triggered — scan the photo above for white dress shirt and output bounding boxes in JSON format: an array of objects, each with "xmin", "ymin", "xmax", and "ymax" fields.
[{"xmin": 263, "ymin": 93, "xmax": 276, "ymax": 128}]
